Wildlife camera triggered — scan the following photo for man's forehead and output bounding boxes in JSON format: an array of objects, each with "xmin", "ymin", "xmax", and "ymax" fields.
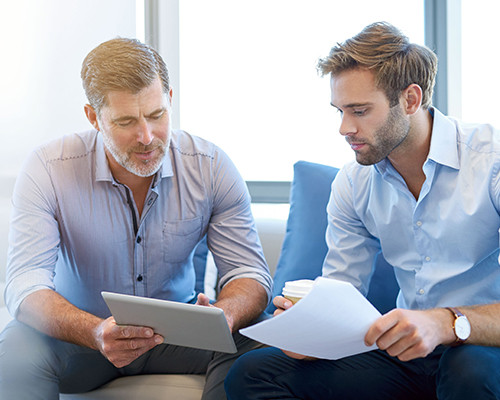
[
  {"xmin": 103, "ymin": 81, "xmax": 169, "ymax": 115},
  {"xmin": 329, "ymin": 69, "xmax": 386, "ymax": 108}
]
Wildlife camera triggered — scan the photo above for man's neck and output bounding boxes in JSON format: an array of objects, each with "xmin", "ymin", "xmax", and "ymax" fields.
[{"xmin": 388, "ymin": 109, "xmax": 434, "ymax": 200}]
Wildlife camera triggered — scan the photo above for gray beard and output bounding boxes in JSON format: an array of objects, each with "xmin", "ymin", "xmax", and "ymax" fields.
[{"xmin": 101, "ymin": 132, "xmax": 167, "ymax": 178}]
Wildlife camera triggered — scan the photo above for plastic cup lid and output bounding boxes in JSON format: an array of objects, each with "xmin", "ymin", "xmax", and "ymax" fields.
[{"xmin": 282, "ymin": 279, "xmax": 315, "ymax": 298}]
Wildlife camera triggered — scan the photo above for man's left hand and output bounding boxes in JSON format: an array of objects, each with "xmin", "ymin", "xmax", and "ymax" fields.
[
  {"xmin": 364, "ymin": 308, "xmax": 454, "ymax": 361},
  {"xmin": 195, "ymin": 293, "xmax": 234, "ymax": 332}
]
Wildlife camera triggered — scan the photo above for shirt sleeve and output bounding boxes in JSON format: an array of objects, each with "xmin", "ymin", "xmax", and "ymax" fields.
[
  {"xmin": 205, "ymin": 147, "xmax": 273, "ymax": 302},
  {"xmin": 4, "ymin": 149, "xmax": 60, "ymax": 316},
  {"xmin": 322, "ymin": 166, "xmax": 382, "ymax": 296}
]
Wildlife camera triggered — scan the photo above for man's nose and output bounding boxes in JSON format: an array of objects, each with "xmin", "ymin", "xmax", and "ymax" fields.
[
  {"xmin": 137, "ymin": 119, "xmax": 154, "ymax": 145},
  {"xmin": 338, "ymin": 115, "xmax": 357, "ymax": 137}
]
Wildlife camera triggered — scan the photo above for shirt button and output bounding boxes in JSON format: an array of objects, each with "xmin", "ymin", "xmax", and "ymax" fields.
[
  {"xmin": 418, "ymin": 288, "xmax": 425, "ymax": 295},
  {"xmin": 416, "ymin": 221, "xmax": 423, "ymax": 227},
  {"xmin": 136, "ymin": 236, "xmax": 142, "ymax": 244},
  {"xmin": 147, "ymin": 198, "xmax": 153, "ymax": 206},
  {"xmin": 425, "ymin": 256, "xmax": 431, "ymax": 262},
  {"xmin": 137, "ymin": 274, "xmax": 143, "ymax": 282}
]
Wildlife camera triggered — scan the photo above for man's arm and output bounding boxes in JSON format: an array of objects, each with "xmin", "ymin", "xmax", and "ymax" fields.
[
  {"xmin": 365, "ymin": 303, "xmax": 500, "ymax": 362},
  {"xmin": 214, "ymin": 278, "xmax": 268, "ymax": 332},
  {"xmin": 196, "ymin": 278, "xmax": 268, "ymax": 333},
  {"xmin": 205, "ymin": 146, "xmax": 273, "ymax": 307},
  {"xmin": 18, "ymin": 289, "xmax": 163, "ymax": 368}
]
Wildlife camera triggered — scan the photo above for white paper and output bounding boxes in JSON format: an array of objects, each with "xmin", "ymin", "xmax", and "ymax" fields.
[{"xmin": 240, "ymin": 277, "xmax": 381, "ymax": 360}]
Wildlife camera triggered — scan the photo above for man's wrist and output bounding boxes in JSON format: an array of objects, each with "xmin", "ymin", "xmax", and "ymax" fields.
[{"xmin": 445, "ymin": 307, "xmax": 471, "ymax": 345}]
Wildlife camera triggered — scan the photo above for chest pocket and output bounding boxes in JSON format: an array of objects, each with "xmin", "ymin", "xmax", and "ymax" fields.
[{"xmin": 163, "ymin": 217, "xmax": 203, "ymax": 263}]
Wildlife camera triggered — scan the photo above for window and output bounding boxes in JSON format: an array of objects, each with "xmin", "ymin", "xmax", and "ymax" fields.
[
  {"xmin": 177, "ymin": 1, "xmax": 425, "ymax": 181},
  {"xmin": 460, "ymin": 0, "xmax": 500, "ymax": 126},
  {"xmin": 0, "ymin": 0, "xmax": 138, "ymax": 178}
]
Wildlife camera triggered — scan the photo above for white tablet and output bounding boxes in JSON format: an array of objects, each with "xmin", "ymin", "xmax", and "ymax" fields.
[{"xmin": 101, "ymin": 291, "xmax": 237, "ymax": 354}]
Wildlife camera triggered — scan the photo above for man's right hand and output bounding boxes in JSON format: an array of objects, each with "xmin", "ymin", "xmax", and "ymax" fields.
[
  {"xmin": 93, "ymin": 316, "xmax": 164, "ymax": 368},
  {"xmin": 272, "ymin": 295, "xmax": 294, "ymax": 317}
]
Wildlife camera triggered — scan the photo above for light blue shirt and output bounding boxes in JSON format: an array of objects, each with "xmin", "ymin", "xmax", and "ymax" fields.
[
  {"xmin": 323, "ymin": 108, "xmax": 500, "ymax": 310},
  {"xmin": 5, "ymin": 129, "xmax": 272, "ymax": 318}
]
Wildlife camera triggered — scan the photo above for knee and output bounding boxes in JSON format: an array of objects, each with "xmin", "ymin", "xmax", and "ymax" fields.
[
  {"xmin": 225, "ymin": 347, "xmax": 286, "ymax": 399},
  {"xmin": 0, "ymin": 321, "xmax": 57, "ymax": 379},
  {"xmin": 225, "ymin": 348, "xmax": 263, "ymax": 395},
  {"xmin": 438, "ymin": 346, "xmax": 500, "ymax": 399}
]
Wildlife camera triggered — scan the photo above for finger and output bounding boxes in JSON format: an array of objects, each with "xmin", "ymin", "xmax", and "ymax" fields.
[
  {"xmin": 109, "ymin": 334, "xmax": 160, "ymax": 352},
  {"xmin": 195, "ymin": 293, "xmax": 211, "ymax": 306},
  {"xmin": 273, "ymin": 309, "xmax": 284, "ymax": 317},
  {"xmin": 281, "ymin": 349, "xmax": 310, "ymax": 360},
  {"xmin": 364, "ymin": 310, "xmax": 399, "ymax": 346},
  {"xmin": 273, "ymin": 296, "xmax": 293, "ymax": 310},
  {"xmin": 116, "ymin": 325, "xmax": 155, "ymax": 340},
  {"xmin": 390, "ymin": 339, "xmax": 433, "ymax": 362}
]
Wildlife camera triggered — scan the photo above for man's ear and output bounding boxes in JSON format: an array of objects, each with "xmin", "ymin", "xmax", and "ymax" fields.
[
  {"xmin": 402, "ymin": 84, "xmax": 422, "ymax": 115},
  {"xmin": 84, "ymin": 104, "xmax": 100, "ymax": 131}
]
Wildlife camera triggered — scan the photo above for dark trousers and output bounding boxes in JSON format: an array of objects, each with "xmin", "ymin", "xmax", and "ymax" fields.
[
  {"xmin": 0, "ymin": 319, "xmax": 262, "ymax": 400},
  {"xmin": 225, "ymin": 345, "xmax": 500, "ymax": 399}
]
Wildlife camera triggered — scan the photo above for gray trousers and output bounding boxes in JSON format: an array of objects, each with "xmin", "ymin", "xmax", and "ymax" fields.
[{"xmin": 0, "ymin": 319, "xmax": 263, "ymax": 400}]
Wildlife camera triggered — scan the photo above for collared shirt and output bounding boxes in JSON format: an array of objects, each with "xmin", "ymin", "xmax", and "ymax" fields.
[
  {"xmin": 323, "ymin": 108, "xmax": 500, "ymax": 310},
  {"xmin": 5, "ymin": 129, "xmax": 272, "ymax": 318}
]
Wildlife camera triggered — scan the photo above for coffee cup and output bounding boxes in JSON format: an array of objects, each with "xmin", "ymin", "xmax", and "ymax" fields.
[{"xmin": 282, "ymin": 279, "xmax": 315, "ymax": 304}]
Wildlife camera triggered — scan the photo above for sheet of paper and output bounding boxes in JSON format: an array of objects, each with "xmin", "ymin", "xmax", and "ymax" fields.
[{"xmin": 240, "ymin": 277, "xmax": 381, "ymax": 360}]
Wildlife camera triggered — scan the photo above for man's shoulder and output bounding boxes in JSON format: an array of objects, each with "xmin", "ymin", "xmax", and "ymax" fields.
[
  {"xmin": 35, "ymin": 129, "xmax": 98, "ymax": 164},
  {"xmin": 169, "ymin": 130, "xmax": 217, "ymax": 159},
  {"xmin": 456, "ymin": 120, "xmax": 500, "ymax": 153}
]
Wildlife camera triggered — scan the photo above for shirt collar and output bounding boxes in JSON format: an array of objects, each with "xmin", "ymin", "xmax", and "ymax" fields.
[
  {"xmin": 426, "ymin": 107, "xmax": 460, "ymax": 170},
  {"xmin": 95, "ymin": 131, "xmax": 174, "ymax": 187}
]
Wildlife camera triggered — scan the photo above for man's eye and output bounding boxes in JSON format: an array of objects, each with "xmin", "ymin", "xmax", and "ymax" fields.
[
  {"xmin": 353, "ymin": 109, "xmax": 366, "ymax": 116},
  {"xmin": 149, "ymin": 112, "xmax": 164, "ymax": 120},
  {"xmin": 116, "ymin": 120, "xmax": 134, "ymax": 127}
]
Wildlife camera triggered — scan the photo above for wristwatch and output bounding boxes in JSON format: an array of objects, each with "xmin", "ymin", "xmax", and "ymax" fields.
[{"xmin": 446, "ymin": 307, "xmax": 471, "ymax": 344}]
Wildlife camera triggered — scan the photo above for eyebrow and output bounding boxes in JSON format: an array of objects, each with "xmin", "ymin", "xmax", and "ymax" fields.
[
  {"xmin": 111, "ymin": 107, "xmax": 166, "ymax": 124},
  {"xmin": 330, "ymin": 102, "xmax": 373, "ymax": 109}
]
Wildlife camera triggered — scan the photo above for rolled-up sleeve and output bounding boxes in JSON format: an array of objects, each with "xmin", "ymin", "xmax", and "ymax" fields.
[
  {"xmin": 5, "ymin": 149, "xmax": 60, "ymax": 316},
  {"xmin": 206, "ymin": 147, "xmax": 273, "ymax": 302}
]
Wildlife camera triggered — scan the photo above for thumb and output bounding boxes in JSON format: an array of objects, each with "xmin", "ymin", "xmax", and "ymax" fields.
[{"xmin": 195, "ymin": 293, "xmax": 211, "ymax": 306}]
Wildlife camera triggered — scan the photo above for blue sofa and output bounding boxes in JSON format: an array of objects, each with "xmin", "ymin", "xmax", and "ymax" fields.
[{"xmin": 267, "ymin": 160, "xmax": 399, "ymax": 315}]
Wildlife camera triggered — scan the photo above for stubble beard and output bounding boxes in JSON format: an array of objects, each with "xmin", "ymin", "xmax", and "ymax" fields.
[
  {"xmin": 102, "ymin": 132, "xmax": 169, "ymax": 178},
  {"xmin": 355, "ymin": 106, "xmax": 410, "ymax": 166}
]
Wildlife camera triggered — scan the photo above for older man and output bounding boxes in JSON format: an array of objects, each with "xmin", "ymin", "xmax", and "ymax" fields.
[{"xmin": 0, "ymin": 38, "xmax": 272, "ymax": 400}]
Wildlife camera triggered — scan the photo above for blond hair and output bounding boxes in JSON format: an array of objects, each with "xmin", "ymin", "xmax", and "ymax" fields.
[
  {"xmin": 81, "ymin": 38, "xmax": 170, "ymax": 116},
  {"xmin": 317, "ymin": 22, "xmax": 437, "ymax": 109}
]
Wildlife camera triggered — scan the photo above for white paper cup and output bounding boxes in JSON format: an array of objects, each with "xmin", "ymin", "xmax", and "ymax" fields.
[{"xmin": 282, "ymin": 279, "xmax": 315, "ymax": 304}]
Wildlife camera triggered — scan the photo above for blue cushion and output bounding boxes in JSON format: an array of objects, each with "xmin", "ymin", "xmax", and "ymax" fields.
[
  {"xmin": 193, "ymin": 236, "xmax": 209, "ymax": 295},
  {"xmin": 267, "ymin": 161, "xmax": 398, "ymax": 314}
]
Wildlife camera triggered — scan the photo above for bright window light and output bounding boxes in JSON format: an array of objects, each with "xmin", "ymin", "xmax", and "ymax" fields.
[
  {"xmin": 461, "ymin": 1, "xmax": 500, "ymax": 126},
  {"xmin": 179, "ymin": 0, "xmax": 424, "ymax": 181}
]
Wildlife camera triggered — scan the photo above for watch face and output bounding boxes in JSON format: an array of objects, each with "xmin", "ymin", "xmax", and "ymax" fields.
[{"xmin": 455, "ymin": 316, "xmax": 471, "ymax": 340}]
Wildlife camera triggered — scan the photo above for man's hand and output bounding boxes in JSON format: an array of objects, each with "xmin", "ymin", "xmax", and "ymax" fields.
[
  {"xmin": 94, "ymin": 316, "xmax": 164, "ymax": 368},
  {"xmin": 364, "ymin": 308, "xmax": 454, "ymax": 362},
  {"xmin": 272, "ymin": 295, "xmax": 293, "ymax": 317},
  {"xmin": 195, "ymin": 292, "xmax": 235, "ymax": 332}
]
